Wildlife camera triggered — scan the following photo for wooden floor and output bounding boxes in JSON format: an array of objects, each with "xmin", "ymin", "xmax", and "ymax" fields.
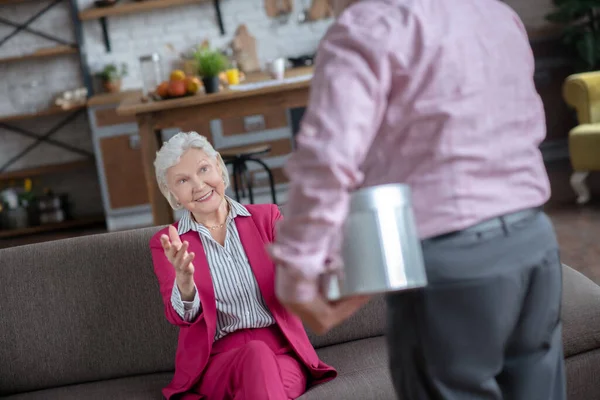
[{"xmin": 1, "ymin": 159, "xmax": 598, "ymax": 285}]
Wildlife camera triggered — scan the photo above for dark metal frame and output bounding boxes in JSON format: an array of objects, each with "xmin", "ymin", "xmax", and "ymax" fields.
[
  {"xmin": 0, "ymin": 0, "xmax": 64, "ymax": 47},
  {"xmin": 0, "ymin": 109, "xmax": 94, "ymax": 172},
  {"xmin": 68, "ymin": 0, "xmax": 94, "ymax": 95},
  {"xmin": 0, "ymin": 0, "xmax": 95, "ymax": 173},
  {"xmin": 0, "ymin": 0, "xmax": 94, "ymax": 95}
]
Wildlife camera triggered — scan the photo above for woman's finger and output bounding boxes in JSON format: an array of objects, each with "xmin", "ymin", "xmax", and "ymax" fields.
[
  {"xmin": 160, "ymin": 234, "xmax": 171, "ymax": 251},
  {"xmin": 181, "ymin": 252, "xmax": 195, "ymax": 274},
  {"xmin": 169, "ymin": 225, "xmax": 182, "ymax": 248},
  {"xmin": 173, "ymin": 241, "xmax": 189, "ymax": 269}
]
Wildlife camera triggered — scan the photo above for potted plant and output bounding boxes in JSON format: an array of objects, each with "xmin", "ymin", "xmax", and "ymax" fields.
[
  {"xmin": 194, "ymin": 49, "xmax": 228, "ymax": 94},
  {"xmin": 546, "ymin": 0, "xmax": 600, "ymax": 71},
  {"xmin": 98, "ymin": 63, "xmax": 128, "ymax": 93}
]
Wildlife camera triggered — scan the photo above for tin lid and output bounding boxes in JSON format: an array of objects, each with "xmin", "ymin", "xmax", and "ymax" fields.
[
  {"xmin": 139, "ymin": 53, "xmax": 160, "ymax": 62},
  {"xmin": 349, "ymin": 183, "xmax": 412, "ymax": 212}
]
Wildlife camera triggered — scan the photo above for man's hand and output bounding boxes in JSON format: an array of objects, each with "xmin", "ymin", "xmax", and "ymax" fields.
[{"xmin": 281, "ymin": 293, "xmax": 371, "ymax": 335}]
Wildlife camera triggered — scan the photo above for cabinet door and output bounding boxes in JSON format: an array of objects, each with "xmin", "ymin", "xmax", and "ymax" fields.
[{"xmin": 99, "ymin": 134, "xmax": 149, "ymax": 209}]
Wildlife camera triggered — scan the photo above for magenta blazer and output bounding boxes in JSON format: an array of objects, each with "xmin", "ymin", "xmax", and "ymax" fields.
[{"xmin": 150, "ymin": 204, "xmax": 336, "ymax": 399}]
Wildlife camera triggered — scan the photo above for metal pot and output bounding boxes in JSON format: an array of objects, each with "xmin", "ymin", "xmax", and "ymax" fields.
[{"xmin": 322, "ymin": 183, "xmax": 428, "ymax": 300}]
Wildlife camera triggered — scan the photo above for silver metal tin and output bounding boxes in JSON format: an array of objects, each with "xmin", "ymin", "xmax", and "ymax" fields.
[{"xmin": 322, "ymin": 183, "xmax": 428, "ymax": 300}]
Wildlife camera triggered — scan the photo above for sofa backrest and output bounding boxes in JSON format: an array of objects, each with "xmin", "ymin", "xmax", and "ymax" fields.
[
  {"xmin": 0, "ymin": 226, "xmax": 176, "ymax": 396},
  {"xmin": 0, "ymin": 226, "xmax": 385, "ymax": 395}
]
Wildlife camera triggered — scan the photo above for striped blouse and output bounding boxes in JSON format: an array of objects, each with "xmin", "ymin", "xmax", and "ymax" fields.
[{"xmin": 171, "ymin": 197, "xmax": 276, "ymax": 341}]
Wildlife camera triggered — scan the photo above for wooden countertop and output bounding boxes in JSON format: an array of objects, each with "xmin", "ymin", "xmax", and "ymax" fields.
[
  {"xmin": 117, "ymin": 67, "xmax": 313, "ymax": 117},
  {"xmin": 87, "ymin": 89, "xmax": 142, "ymax": 107}
]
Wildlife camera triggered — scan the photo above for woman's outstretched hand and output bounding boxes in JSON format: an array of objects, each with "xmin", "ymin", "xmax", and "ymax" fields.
[{"xmin": 160, "ymin": 225, "xmax": 196, "ymax": 301}]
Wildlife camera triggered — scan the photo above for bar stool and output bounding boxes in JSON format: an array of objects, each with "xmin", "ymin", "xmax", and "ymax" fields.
[{"xmin": 220, "ymin": 144, "xmax": 278, "ymax": 204}]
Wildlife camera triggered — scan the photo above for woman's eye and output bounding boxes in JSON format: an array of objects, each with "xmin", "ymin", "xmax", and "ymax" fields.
[
  {"xmin": 178, "ymin": 178, "xmax": 187, "ymax": 184},
  {"xmin": 200, "ymin": 166, "xmax": 209, "ymax": 173}
]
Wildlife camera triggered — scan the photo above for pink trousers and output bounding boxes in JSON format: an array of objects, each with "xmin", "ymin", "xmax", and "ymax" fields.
[{"xmin": 193, "ymin": 325, "xmax": 308, "ymax": 400}]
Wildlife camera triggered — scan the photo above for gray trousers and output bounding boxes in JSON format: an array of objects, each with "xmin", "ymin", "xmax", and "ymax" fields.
[{"xmin": 386, "ymin": 209, "xmax": 566, "ymax": 400}]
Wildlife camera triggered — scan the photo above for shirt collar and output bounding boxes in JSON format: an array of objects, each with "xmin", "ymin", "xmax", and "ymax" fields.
[{"xmin": 177, "ymin": 196, "xmax": 250, "ymax": 235}]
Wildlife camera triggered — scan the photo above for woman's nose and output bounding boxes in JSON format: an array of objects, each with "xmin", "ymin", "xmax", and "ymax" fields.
[{"xmin": 191, "ymin": 177, "xmax": 205, "ymax": 191}]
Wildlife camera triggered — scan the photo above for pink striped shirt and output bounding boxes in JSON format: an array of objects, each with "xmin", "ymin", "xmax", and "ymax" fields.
[{"xmin": 270, "ymin": 0, "xmax": 551, "ymax": 302}]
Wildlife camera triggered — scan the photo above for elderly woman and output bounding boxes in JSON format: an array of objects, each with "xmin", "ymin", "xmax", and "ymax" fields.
[{"xmin": 149, "ymin": 131, "xmax": 336, "ymax": 400}]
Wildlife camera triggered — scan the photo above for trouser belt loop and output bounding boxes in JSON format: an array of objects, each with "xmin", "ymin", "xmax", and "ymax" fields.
[{"xmin": 500, "ymin": 215, "xmax": 510, "ymax": 236}]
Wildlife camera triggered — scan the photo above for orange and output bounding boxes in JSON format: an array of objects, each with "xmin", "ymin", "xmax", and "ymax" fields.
[
  {"xmin": 156, "ymin": 81, "xmax": 169, "ymax": 98},
  {"xmin": 184, "ymin": 77, "xmax": 201, "ymax": 94},
  {"xmin": 170, "ymin": 70, "xmax": 186, "ymax": 81},
  {"xmin": 168, "ymin": 80, "xmax": 186, "ymax": 97}
]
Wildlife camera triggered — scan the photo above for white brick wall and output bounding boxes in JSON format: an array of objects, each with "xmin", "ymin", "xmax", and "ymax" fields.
[{"xmin": 79, "ymin": 0, "xmax": 333, "ymax": 89}]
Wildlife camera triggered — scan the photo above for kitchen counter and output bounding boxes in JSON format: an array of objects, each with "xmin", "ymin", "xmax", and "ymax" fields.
[
  {"xmin": 117, "ymin": 66, "xmax": 313, "ymax": 116},
  {"xmin": 115, "ymin": 66, "xmax": 314, "ymax": 226}
]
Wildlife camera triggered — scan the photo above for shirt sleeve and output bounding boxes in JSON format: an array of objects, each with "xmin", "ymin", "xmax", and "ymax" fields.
[
  {"xmin": 270, "ymin": 2, "xmax": 403, "ymax": 302},
  {"xmin": 171, "ymin": 279, "xmax": 201, "ymax": 322}
]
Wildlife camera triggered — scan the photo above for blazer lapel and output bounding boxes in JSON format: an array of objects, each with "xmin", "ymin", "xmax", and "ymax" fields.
[{"xmin": 234, "ymin": 216, "xmax": 279, "ymax": 311}]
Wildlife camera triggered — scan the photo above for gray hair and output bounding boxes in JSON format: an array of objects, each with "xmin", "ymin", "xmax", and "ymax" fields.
[{"xmin": 154, "ymin": 131, "xmax": 230, "ymax": 209}]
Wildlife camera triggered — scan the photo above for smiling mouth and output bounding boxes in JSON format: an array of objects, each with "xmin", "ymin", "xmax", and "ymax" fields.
[{"xmin": 195, "ymin": 190, "xmax": 214, "ymax": 202}]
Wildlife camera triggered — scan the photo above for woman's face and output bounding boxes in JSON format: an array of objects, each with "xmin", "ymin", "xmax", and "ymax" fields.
[{"xmin": 166, "ymin": 148, "xmax": 226, "ymax": 216}]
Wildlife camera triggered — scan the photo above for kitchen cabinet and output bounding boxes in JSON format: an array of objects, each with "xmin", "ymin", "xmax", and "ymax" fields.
[
  {"xmin": 99, "ymin": 134, "xmax": 148, "ymax": 209},
  {"xmin": 87, "ymin": 91, "xmax": 153, "ymax": 231}
]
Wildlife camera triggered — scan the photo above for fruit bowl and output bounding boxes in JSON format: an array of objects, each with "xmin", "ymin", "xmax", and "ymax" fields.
[{"xmin": 152, "ymin": 71, "xmax": 203, "ymax": 101}]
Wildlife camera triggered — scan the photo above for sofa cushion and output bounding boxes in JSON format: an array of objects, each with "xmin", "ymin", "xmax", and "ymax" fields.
[
  {"xmin": 1, "ymin": 372, "xmax": 171, "ymax": 400},
  {"xmin": 300, "ymin": 336, "xmax": 396, "ymax": 399},
  {"xmin": 0, "ymin": 227, "xmax": 173, "ymax": 395},
  {"xmin": 306, "ymin": 295, "xmax": 387, "ymax": 349},
  {"xmin": 561, "ymin": 265, "xmax": 600, "ymax": 358}
]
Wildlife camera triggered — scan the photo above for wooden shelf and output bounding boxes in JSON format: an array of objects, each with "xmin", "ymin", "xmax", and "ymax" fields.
[
  {"xmin": 0, "ymin": 45, "xmax": 78, "ymax": 64},
  {"xmin": 87, "ymin": 89, "xmax": 141, "ymax": 107},
  {"xmin": 79, "ymin": 0, "xmax": 209, "ymax": 20},
  {"xmin": 0, "ymin": 216, "xmax": 105, "ymax": 240},
  {"xmin": 0, "ymin": 104, "xmax": 87, "ymax": 124},
  {"xmin": 0, "ymin": 160, "xmax": 95, "ymax": 182}
]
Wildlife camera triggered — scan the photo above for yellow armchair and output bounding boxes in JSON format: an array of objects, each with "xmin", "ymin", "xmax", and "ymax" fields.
[{"xmin": 562, "ymin": 72, "xmax": 600, "ymax": 204}]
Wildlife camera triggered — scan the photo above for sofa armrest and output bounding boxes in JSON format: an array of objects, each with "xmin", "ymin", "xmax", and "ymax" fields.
[
  {"xmin": 561, "ymin": 264, "xmax": 600, "ymax": 358},
  {"xmin": 563, "ymin": 71, "xmax": 600, "ymax": 124}
]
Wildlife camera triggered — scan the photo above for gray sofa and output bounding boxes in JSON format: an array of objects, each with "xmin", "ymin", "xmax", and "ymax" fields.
[{"xmin": 0, "ymin": 226, "xmax": 599, "ymax": 399}]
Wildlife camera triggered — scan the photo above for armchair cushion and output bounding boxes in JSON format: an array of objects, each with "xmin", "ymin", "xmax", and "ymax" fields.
[{"xmin": 569, "ymin": 124, "xmax": 600, "ymax": 171}]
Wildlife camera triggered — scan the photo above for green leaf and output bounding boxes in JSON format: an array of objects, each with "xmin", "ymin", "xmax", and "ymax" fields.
[
  {"xmin": 194, "ymin": 49, "xmax": 228, "ymax": 78},
  {"xmin": 576, "ymin": 29, "xmax": 596, "ymax": 68}
]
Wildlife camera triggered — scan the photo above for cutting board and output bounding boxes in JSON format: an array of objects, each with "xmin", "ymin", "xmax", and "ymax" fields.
[
  {"xmin": 231, "ymin": 24, "xmax": 261, "ymax": 73},
  {"xmin": 265, "ymin": 0, "xmax": 293, "ymax": 17},
  {"xmin": 308, "ymin": 0, "xmax": 331, "ymax": 20}
]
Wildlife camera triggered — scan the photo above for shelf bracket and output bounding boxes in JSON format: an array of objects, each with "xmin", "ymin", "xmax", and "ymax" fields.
[
  {"xmin": 214, "ymin": 0, "xmax": 225, "ymax": 36},
  {"xmin": 100, "ymin": 17, "xmax": 111, "ymax": 53}
]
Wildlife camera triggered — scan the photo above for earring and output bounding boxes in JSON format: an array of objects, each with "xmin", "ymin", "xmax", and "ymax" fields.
[{"xmin": 176, "ymin": 202, "xmax": 181, "ymax": 207}]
